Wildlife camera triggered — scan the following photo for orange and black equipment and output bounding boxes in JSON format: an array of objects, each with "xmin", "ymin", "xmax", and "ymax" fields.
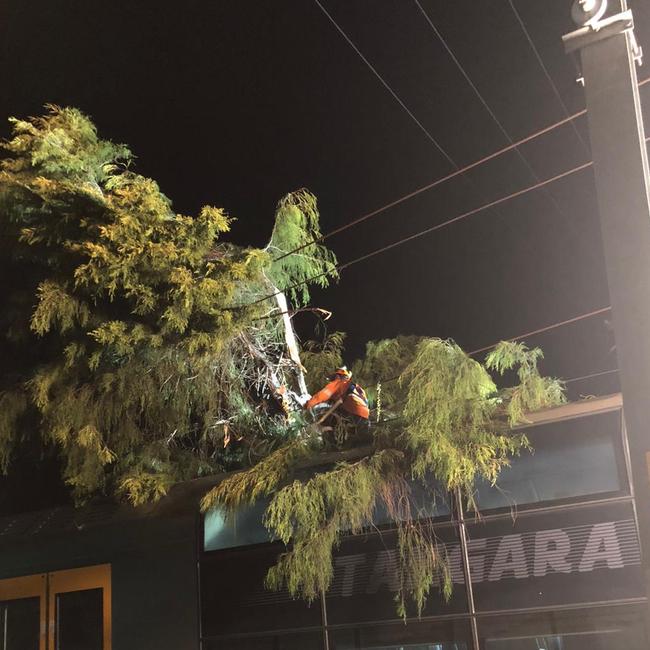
[{"xmin": 305, "ymin": 367, "xmax": 370, "ymax": 420}]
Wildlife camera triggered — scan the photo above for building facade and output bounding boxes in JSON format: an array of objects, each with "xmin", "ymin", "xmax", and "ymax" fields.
[
  {"xmin": 0, "ymin": 393, "xmax": 646, "ymax": 649},
  {"xmin": 201, "ymin": 394, "xmax": 647, "ymax": 649}
]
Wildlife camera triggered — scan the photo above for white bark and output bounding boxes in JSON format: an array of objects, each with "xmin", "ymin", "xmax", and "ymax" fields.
[{"xmin": 274, "ymin": 288, "xmax": 309, "ymax": 398}]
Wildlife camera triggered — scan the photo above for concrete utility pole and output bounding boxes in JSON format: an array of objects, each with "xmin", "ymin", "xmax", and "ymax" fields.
[{"xmin": 563, "ymin": 0, "xmax": 650, "ymax": 620}]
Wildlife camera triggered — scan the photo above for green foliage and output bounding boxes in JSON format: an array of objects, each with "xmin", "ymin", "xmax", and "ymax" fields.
[
  {"xmin": 119, "ymin": 472, "xmax": 175, "ymax": 507},
  {"xmin": 0, "ymin": 105, "xmax": 567, "ymax": 620},
  {"xmin": 0, "ymin": 391, "xmax": 27, "ymax": 472},
  {"xmin": 206, "ymin": 335, "xmax": 565, "ymax": 618},
  {"xmin": 401, "ymin": 339, "xmax": 510, "ymax": 497},
  {"xmin": 486, "ymin": 341, "xmax": 566, "ymax": 425},
  {"xmin": 200, "ymin": 439, "xmax": 314, "ymax": 513},
  {"xmin": 394, "ymin": 519, "xmax": 451, "ymax": 619},
  {"xmin": 301, "ymin": 332, "xmax": 346, "ymax": 393},
  {"xmin": 0, "ymin": 105, "xmax": 336, "ymax": 503},
  {"xmin": 352, "ymin": 335, "xmax": 422, "ymax": 412},
  {"xmin": 264, "ymin": 450, "xmax": 405, "ymax": 601},
  {"xmin": 267, "ymin": 189, "xmax": 338, "ymax": 305}
]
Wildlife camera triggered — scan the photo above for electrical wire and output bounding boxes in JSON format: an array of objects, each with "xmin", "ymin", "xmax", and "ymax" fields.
[
  {"xmin": 468, "ymin": 306, "xmax": 612, "ymax": 356},
  {"xmin": 312, "ymin": 0, "xmax": 517, "ymax": 249},
  {"xmin": 238, "ymin": 157, "xmax": 595, "ymax": 309},
  {"xmin": 413, "ymin": 0, "xmax": 568, "ymax": 221},
  {"xmin": 267, "ymin": 12, "xmax": 648, "ymax": 383},
  {"xmin": 564, "ymin": 368, "xmax": 619, "ymax": 384},
  {"xmin": 273, "ymin": 108, "xmax": 588, "ymax": 263},
  {"xmin": 273, "ymin": 75, "xmax": 650, "ymax": 265},
  {"xmin": 247, "ymin": 126, "xmax": 650, "ymax": 311},
  {"xmin": 335, "ymin": 160, "xmax": 593, "ymax": 268},
  {"xmin": 507, "ymin": 0, "xmax": 590, "ymax": 153},
  {"xmin": 313, "ymin": 0, "xmax": 456, "ymax": 168}
]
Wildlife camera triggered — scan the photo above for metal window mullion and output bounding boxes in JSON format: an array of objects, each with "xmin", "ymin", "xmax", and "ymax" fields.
[
  {"xmin": 320, "ymin": 589, "xmax": 330, "ymax": 650},
  {"xmin": 454, "ymin": 489, "xmax": 480, "ymax": 650}
]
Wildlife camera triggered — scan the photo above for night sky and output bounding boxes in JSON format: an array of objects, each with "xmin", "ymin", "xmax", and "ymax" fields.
[{"xmin": 4, "ymin": 0, "xmax": 650, "ymax": 401}]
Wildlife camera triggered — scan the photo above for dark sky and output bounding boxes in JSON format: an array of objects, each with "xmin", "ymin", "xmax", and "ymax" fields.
[{"xmin": 3, "ymin": 0, "xmax": 650, "ymax": 400}]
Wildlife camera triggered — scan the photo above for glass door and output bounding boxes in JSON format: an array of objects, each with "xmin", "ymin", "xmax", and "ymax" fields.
[
  {"xmin": 0, "ymin": 564, "xmax": 110, "ymax": 650},
  {"xmin": 48, "ymin": 565, "xmax": 111, "ymax": 650},
  {"xmin": 0, "ymin": 573, "xmax": 47, "ymax": 650}
]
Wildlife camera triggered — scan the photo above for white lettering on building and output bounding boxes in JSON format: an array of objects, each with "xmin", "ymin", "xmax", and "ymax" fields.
[
  {"xmin": 330, "ymin": 519, "xmax": 637, "ymax": 597},
  {"xmin": 366, "ymin": 550, "xmax": 400, "ymax": 594},
  {"xmin": 533, "ymin": 528, "xmax": 572, "ymax": 576},
  {"xmin": 467, "ymin": 537, "xmax": 488, "ymax": 583},
  {"xmin": 578, "ymin": 522, "xmax": 624, "ymax": 572},
  {"xmin": 488, "ymin": 534, "xmax": 528, "ymax": 581},
  {"xmin": 334, "ymin": 554, "xmax": 366, "ymax": 597}
]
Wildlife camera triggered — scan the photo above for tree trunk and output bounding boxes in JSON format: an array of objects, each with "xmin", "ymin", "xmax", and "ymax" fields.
[{"xmin": 274, "ymin": 288, "xmax": 309, "ymax": 398}]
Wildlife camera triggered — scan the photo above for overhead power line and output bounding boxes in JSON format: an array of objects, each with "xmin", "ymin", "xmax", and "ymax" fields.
[
  {"xmin": 274, "ymin": 75, "xmax": 650, "ymax": 265},
  {"xmin": 468, "ymin": 306, "xmax": 612, "ymax": 356},
  {"xmin": 564, "ymin": 368, "xmax": 619, "ymax": 384},
  {"xmin": 413, "ymin": 0, "xmax": 568, "ymax": 221},
  {"xmin": 274, "ymin": 109, "xmax": 588, "ymax": 264},
  {"xmin": 312, "ymin": 0, "xmax": 456, "ymax": 167},
  {"xmin": 335, "ymin": 160, "xmax": 593, "ymax": 269},
  {"xmin": 313, "ymin": 0, "xmax": 531, "ymax": 258},
  {"xmin": 241, "ymin": 157, "xmax": 596, "ymax": 309},
  {"xmin": 507, "ymin": 0, "xmax": 590, "ymax": 153}
]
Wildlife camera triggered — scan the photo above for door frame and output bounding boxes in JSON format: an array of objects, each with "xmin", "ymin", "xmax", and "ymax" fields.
[
  {"xmin": 47, "ymin": 564, "xmax": 111, "ymax": 650},
  {"xmin": 0, "ymin": 564, "xmax": 111, "ymax": 650},
  {"xmin": 0, "ymin": 573, "xmax": 47, "ymax": 650}
]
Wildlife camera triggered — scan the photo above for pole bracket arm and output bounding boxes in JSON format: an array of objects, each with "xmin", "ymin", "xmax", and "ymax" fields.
[{"xmin": 563, "ymin": 10, "xmax": 634, "ymax": 54}]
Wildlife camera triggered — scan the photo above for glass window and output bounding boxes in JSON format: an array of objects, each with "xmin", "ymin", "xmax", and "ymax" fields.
[
  {"xmin": 479, "ymin": 605, "xmax": 648, "ymax": 650},
  {"xmin": 0, "ymin": 565, "xmax": 109, "ymax": 650},
  {"xmin": 201, "ymin": 547, "xmax": 322, "ymax": 635},
  {"xmin": 468, "ymin": 501, "xmax": 644, "ymax": 611},
  {"xmin": 372, "ymin": 478, "xmax": 451, "ymax": 526},
  {"xmin": 473, "ymin": 411, "xmax": 624, "ymax": 511},
  {"xmin": 0, "ymin": 597, "xmax": 40, "ymax": 650},
  {"xmin": 329, "ymin": 619, "xmax": 470, "ymax": 649},
  {"xmin": 202, "ymin": 630, "xmax": 323, "ymax": 650},
  {"xmin": 204, "ymin": 500, "xmax": 272, "ymax": 551},
  {"xmin": 56, "ymin": 588, "xmax": 103, "ymax": 650},
  {"xmin": 204, "ymin": 480, "xmax": 450, "ymax": 553},
  {"xmin": 47, "ymin": 564, "xmax": 111, "ymax": 650},
  {"xmin": 486, "ymin": 631, "xmax": 620, "ymax": 649},
  {"xmin": 326, "ymin": 526, "xmax": 468, "ymax": 625}
]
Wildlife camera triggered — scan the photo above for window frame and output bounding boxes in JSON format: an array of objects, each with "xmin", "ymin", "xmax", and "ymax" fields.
[
  {"xmin": 465, "ymin": 406, "xmax": 630, "ymax": 518},
  {"xmin": 0, "ymin": 573, "xmax": 47, "ymax": 650},
  {"xmin": 48, "ymin": 564, "xmax": 111, "ymax": 650},
  {"xmin": 0, "ymin": 564, "xmax": 111, "ymax": 650}
]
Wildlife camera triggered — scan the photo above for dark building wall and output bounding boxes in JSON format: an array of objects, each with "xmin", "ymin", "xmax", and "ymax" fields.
[
  {"xmin": 111, "ymin": 529, "xmax": 198, "ymax": 650},
  {"xmin": 0, "ymin": 511, "xmax": 200, "ymax": 650}
]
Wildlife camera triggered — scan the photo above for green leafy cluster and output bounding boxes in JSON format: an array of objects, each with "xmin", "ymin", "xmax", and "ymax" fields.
[
  {"xmin": 205, "ymin": 337, "xmax": 565, "ymax": 618},
  {"xmin": 266, "ymin": 189, "xmax": 338, "ymax": 306},
  {"xmin": 0, "ymin": 106, "xmax": 337, "ymax": 504},
  {"xmin": 0, "ymin": 105, "xmax": 566, "ymax": 619},
  {"xmin": 352, "ymin": 335, "xmax": 422, "ymax": 414},
  {"xmin": 301, "ymin": 331, "xmax": 346, "ymax": 393}
]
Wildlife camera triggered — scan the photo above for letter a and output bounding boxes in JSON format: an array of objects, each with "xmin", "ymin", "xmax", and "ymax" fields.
[{"xmin": 578, "ymin": 522, "xmax": 624, "ymax": 572}]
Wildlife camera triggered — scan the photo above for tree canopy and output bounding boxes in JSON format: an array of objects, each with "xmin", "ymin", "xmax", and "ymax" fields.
[
  {"xmin": 0, "ymin": 105, "xmax": 337, "ymax": 503},
  {"xmin": 0, "ymin": 106, "xmax": 565, "ymax": 618},
  {"xmin": 203, "ymin": 336, "xmax": 564, "ymax": 617}
]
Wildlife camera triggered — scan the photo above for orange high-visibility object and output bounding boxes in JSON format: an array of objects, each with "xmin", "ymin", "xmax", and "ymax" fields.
[{"xmin": 305, "ymin": 375, "xmax": 369, "ymax": 419}]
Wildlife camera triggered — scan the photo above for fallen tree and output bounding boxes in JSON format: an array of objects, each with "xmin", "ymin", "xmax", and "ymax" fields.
[
  {"xmin": 0, "ymin": 105, "xmax": 336, "ymax": 503},
  {"xmin": 202, "ymin": 335, "xmax": 565, "ymax": 617},
  {"xmin": 0, "ymin": 106, "xmax": 565, "ymax": 618}
]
